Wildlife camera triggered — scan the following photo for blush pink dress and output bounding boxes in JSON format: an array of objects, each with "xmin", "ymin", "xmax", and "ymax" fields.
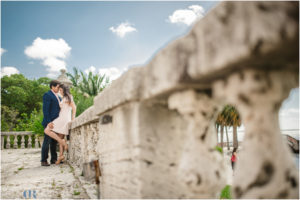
[{"xmin": 52, "ymin": 96, "xmax": 73, "ymax": 135}]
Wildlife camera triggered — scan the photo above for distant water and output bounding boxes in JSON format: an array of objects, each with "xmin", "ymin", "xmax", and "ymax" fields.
[{"xmin": 217, "ymin": 129, "xmax": 299, "ymax": 142}]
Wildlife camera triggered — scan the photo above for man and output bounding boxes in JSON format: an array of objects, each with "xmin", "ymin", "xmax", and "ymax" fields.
[{"xmin": 41, "ymin": 80, "xmax": 61, "ymax": 166}]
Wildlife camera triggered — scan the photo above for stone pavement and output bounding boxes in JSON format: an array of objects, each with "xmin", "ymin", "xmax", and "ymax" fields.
[
  {"xmin": 1, "ymin": 148, "xmax": 97, "ymax": 199},
  {"xmin": 1, "ymin": 148, "xmax": 236, "ymax": 199}
]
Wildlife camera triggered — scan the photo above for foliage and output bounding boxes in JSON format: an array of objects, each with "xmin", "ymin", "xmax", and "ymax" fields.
[
  {"xmin": 14, "ymin": 109, "xmax": 44, "ymax": 137},
  {"xmin": 1, "ymin": 105, "xmax": 19, "ymax": 131},
  {"xmin": 1, "ymin": 68, "xmax": 110, "ymax": 133},
  {"xmin": 216, "ymin": 105, "xmax": 241, "ymax": 127},
  {"xmin": 215, "ymin": 146, "xmax": 223, "ymax": 154},
  {"xmin": 36, "ymin": 77, "xmax": 52, "ymax": 86},
  {"xmin": 67, "ymin": 67, "xmax": 111, "ymax": 116},
  {"xmin": 67, "ymin": 67, "xmax": 110, "ymax": 97},
  {"xmin": 1, "ymin": 74, "xmax": 49, "ymax": 130},
  {"xmin": 216, "ymin": 105, "xmax": 241, "ymax": 148},
  {"xmin": 70, "ymin": 87, "xmax": 94, "ymax": 117},
  {"xmin": 66, "ymin": 67, "xmax": 80, "ymax": 87},
  {"xmin": 220, "ymin": 185, "xmax": 232, "ymax": 199},
  {"xmin": 73, "ymin": 191, "xmax": 80, "ymax": 195}
]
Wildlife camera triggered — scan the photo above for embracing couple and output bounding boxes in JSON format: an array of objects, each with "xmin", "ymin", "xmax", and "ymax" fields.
[{"xmin": 41, "ymin": 80, "xmax": 76, "ymax": 166}]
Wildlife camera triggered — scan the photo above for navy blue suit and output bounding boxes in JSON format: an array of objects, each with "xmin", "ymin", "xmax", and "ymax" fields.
[{"xmin": 41, "ymin": 90, "xmax": 61, "ymax": 163}]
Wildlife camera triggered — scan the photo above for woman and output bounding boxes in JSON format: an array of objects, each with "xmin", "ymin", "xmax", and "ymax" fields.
[
  {"xmin": 231, "ymin": 148, "xmax": 237, "ymax": 170},
  {"xmin": 44, "ymin": 84, "xmax": 76, "ymax": 164}
]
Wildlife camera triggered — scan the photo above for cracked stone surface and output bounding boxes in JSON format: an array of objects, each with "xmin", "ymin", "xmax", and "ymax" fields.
[{"xmin": 1, "ymin": 149, "xmax": 92, "ymax": 199}]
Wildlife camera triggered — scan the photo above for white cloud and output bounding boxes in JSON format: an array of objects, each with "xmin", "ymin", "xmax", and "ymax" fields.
[
  {"xmin": 109, "ymin": 22, "xmax": 137, "ymax": 38},
  {"xmin": 85, "ymin": 66, "xmax": 97, "ymax": 74},
  {"xmin": 98, "ymin": 67, "xmax": 126, "ymax": 81},
  {"xmin": 1, "ymin": 66, "xmax": 20, "ymax": 77},
  {"xmin": 1, "ymin": 48, "xmax": 7, "ymax": 56},
  {"xmin": 24, "ymin": 37, "xmax": 71, "ymax": 78},
  {"xmin": 84, "ymin": 65, "xmax": 127, "ymax": 81},
  {"xmin": 168, "ymin": 5, "xmax": 205, "ymax": 26}
]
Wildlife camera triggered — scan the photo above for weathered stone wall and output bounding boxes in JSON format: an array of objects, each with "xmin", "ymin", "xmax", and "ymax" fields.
[{"xmin": 68, "ymin": 1, "xmax": 299, "ymax": 199}]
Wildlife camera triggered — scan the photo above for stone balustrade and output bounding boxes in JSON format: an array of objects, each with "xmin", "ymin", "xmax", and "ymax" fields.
[
  {"xmin": 68, "ymin": 1, "xmax": 299, "ymax": 199},
  {"xmin": 1, "ymin": 131, "xmax": 39, "ymax": 149}
]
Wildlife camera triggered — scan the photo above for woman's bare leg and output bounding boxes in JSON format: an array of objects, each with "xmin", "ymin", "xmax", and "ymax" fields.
[
  {"xmin": 58, "ymin": 134, "xmax": 65, "ymax": 156},
  {"xmin": 44, "ymin": 126, "xmax": 64, "ymax": 145},
  {"xmin": 55, "ymin": 134, "xmax": 66, "ymax": 164},
  {"xmin": 59, "ymin": 134, "xmax": 65, "ymax": 155}
]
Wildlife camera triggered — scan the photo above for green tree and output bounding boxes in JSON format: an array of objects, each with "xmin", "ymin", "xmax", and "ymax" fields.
[
  {"xmin": 66, "ymin": 67, "xmax": 81, "ymax": 87},
  {"xmin": 66, "ymin": 67, "xmax": 110, "ymax": 116},
  {"xmin": 70, "ymin": 87, "xmax": 94, "ymax": 117},
  {"xmin": 36, "ymin": 77, "xmax": 52, "ymax": 86},
  {"xmin": 78, "ymin": 71, "xmax": 109, "ymax": 96},
  {"xmin": 1, "ymin": 74, "xmax": 49, "ymax": 131},
  {"xmin": 67, "ymin": 67, "xmax": 110, "ymax": 97},
  {"xmin": 216, "ymin": 105, "xmax": 241, "ymax": 149},
  {"xmin": 1, "ymin": 106, "xmax": 19, "ymax": 131}
]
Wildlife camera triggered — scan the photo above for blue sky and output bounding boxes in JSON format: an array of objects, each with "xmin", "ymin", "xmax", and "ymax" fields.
[
  {"xmin": 1, "ymin": 1, "xmax": 298, "ymax": 131},
  {"xmin": 1, "ymin": 1, "xmax": 217, "ymax": 78}
]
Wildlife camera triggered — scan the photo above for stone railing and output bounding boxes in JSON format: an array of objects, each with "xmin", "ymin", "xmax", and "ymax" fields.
[
  {"xmin": 68, "ymin": 1, "xmax": 299, "ymax": 199},
  {"xmin": 1, "ymin": 132, "xmax": 40, "ymax": 149}
]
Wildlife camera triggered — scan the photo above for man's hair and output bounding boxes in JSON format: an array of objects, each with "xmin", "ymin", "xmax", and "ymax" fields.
[{"xmin": 49, "ymin": 80, "xmax": 61, "ymax": 89}]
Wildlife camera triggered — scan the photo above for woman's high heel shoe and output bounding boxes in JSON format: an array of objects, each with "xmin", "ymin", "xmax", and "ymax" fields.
[{"xmin": 55, "ymin": 155, "xmax": 65, "ymax": 165}]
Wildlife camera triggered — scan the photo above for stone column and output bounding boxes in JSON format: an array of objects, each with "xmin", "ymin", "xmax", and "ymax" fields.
[
  {"xmin": 13, "ymin": 135, "xmax": 18, "ymax": 149},
  {"xmin": 21, "ymin": 135, "xmax": 25, "ymax": 149},
  {"xmin": 34, "ymin": 135, "xmax": 39, "ymax": 148},
  {"xmin": 1, "ymin": 135, "xmax": 4, "ymax": 149},
  {"xmin": 168, "ymin": 89, "xmax": 227, "ymax": 198},
  {"xmin": 28, "ymin": 135, "xmax": 32, "ymax": 148},
  {"xmin": 213, "ymin": 69, "xmax": 299, "ymax": 198},
  {"xmin": 6, "ymin": 136, "xmax": 10, "ymax": 149}
]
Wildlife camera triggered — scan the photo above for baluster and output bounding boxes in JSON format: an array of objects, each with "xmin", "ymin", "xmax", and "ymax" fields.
[
  {"xmin": 21, "ymin": 135, "xmax": 25, "ymax": 149},
  {"xmin": 28, "ymin": 135, "xmax": 32, "ymax": 148},
  {"xmin": 5, "ymin": 136, "xmax": 10, "ymax": 149},
  {"xmin": 1, "ymin": 135, "xmax": 4, "ymax": 149},
  {"xmin": 34, "ymin": 135, "xmax": 39, "ymax": 148},
  {"xmin": 13, "ymin": 135, "xmax": 18, "ymax": 149}
]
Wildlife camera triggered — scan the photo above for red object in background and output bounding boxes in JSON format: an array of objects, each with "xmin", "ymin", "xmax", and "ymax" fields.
[{"xmin": 231, "ymin": 155, "xmax": 236, "ymax": 162}]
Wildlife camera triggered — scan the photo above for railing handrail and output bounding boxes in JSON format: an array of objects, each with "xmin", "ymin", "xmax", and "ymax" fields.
[{"xmin": 1, "ymin": 131, "xmax": 34, "ymax": 136}]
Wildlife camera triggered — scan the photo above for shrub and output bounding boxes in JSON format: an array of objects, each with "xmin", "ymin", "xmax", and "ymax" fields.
[{"xmin": 220, "ymin": 185, "xmax": 231, "ymax": 199}]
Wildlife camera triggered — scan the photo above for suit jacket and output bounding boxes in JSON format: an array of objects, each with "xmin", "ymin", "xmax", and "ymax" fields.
[{"xmin": 42, "ymin": 90, "xmax": 61, "ymax": 127}]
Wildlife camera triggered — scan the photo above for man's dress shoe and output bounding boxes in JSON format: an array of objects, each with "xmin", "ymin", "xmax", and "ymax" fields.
[{"xmin": 41, "ymin": 161, "xmax": 50, "ymax": 166}]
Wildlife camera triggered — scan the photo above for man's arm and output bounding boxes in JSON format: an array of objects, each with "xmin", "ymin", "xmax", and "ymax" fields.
[{"xmin": 42, "ymin": 93, "xmax": 52, "ymax": 126}]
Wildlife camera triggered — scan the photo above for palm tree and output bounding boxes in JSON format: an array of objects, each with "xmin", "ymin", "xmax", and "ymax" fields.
[
  {"xmin": 216, "ymin": 105, "xmax": 241, "ymax": 149},
  {"xmin": 66, "ymin": 67, "xmax": 81, "ymax": 87},
  {"xmin": 225, "ymin": 126, "xmax": 230, "ymax": 150},
  {"xmin": 216, "ymin": 108, "xmax": 226, "ymax": 148},
  {"xmin": 79, "ymin": 71, "xmax": 110, "ymax": 96},
  {"xmin": 67, "ymin": 67, "xmax": 110, "ymax": 97},
  {"xmin": 226, "ymin": 105, "xmax": 241, "ymax": 148}
]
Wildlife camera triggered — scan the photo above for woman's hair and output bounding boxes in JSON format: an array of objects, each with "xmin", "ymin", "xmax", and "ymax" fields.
[
  {"xmin": 59, "ymin": 84, "xmax": 72, "ymax": 104},
  {"xmin": 232, "ymin": 148, "xmax": 237, "ymax": 155}
]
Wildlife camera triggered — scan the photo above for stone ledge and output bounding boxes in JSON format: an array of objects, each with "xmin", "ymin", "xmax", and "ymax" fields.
[{"xmin": 70, "ymin": 106, "xmax": 99, "ymax": 129}]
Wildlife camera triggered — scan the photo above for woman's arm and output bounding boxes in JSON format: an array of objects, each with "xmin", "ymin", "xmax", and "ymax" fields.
[{"xmin": 70, "ymin": 101, "xmax": 77, "ymax": 120}]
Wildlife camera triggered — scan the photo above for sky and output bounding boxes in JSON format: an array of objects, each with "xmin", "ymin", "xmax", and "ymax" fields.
[
  {"xmin": 1, "ymin": 1, "xmax": 299, "ymax": 131},
  {"xmin": 1, "ymin": 1, "xmax": 217, "ymax": 79}
]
